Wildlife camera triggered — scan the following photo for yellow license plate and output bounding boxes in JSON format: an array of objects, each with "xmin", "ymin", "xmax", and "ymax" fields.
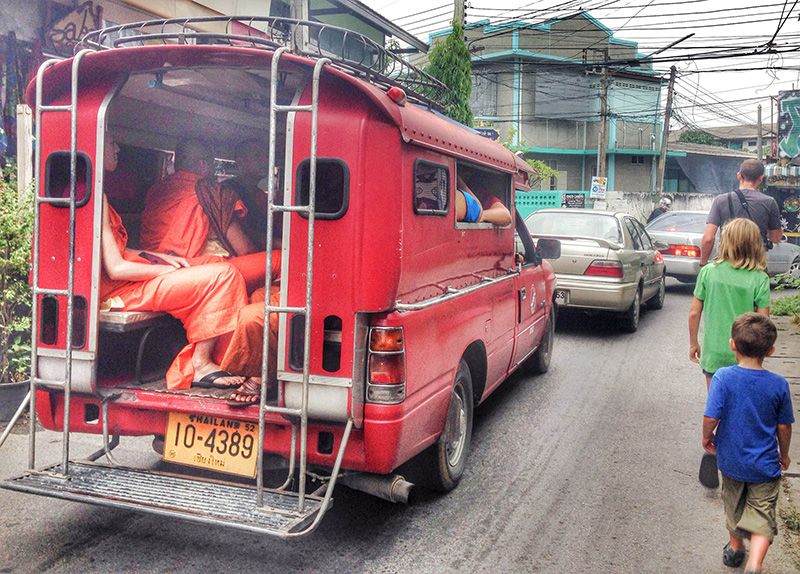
[{"xmin": 163, "ymin": 412, "xmax": 258, "ymax": 478}]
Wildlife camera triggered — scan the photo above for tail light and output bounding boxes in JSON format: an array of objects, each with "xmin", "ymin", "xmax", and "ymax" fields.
[
  {"xmin": 367, "ymin": 326, "xmax": 405, "ymax": 404},
  {"xmin": 660, "ymin": 244, "xmax": 699, "ymax": 258},
  {"xmin": 584, "ymin": 260, "xmax": 624, "ymax": 278}
]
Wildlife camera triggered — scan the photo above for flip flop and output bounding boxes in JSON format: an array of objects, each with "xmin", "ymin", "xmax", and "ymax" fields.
[
  {"xmin": 192, "ymin": 370, "xmax": 244, "ymax": 389},
  {"xmin": 699, "ymin": 452, "xmax": 720, "ymax": 488},
  {"xmin": 226, "ymin": 378, "xmax": 262, "ymax": 408}
]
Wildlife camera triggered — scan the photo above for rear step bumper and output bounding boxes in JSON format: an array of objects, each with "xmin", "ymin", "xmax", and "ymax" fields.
[{"xmin": 2, "ymin": 462, "xmax": 323, "ymax": 537}]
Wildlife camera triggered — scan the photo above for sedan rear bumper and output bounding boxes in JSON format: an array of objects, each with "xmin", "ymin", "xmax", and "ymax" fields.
[
  {"xmin": 663, "ymin": 256, "xmax": 701, "ymax": 281},
  {"xmin": 554, "ymin": 275, "xmax": 638, "ymax": 312}
]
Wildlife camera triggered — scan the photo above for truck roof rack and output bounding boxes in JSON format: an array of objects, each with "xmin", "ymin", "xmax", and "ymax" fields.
[{"xmin": 78, "ymin": 16, "xmax": 448, "ymax": 111}]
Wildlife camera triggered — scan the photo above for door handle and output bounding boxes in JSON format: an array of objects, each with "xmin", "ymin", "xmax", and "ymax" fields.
[{"xmin": 520, "ymin": 287, "xmax": 526, "ymax": 299}]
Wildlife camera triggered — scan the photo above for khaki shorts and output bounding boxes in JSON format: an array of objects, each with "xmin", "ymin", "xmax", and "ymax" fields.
[{"xmin": 721, "ymin": 474, "xmax": 780, "ymax": 541}]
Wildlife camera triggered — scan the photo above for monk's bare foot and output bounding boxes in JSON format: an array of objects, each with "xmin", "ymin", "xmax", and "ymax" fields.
[
  {"xmin": 227, "ymin": 378, "xmax": 263, "ymax": 407},
  {"xmin": 193, "ymin": 363, "xmax": 246, "ymax": 389}
]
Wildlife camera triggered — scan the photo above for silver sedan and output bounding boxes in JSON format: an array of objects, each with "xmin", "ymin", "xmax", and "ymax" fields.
[
  {"xmin": 645, "ymin": 211, "xmax": 800, "ymax": 282},
  {"xmin": 526, "ymin": 209, "xmax": 667, "ymax": 333}
]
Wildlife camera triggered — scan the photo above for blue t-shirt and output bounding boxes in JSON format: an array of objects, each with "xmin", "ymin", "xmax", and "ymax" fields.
[{"xmin": 705, "ymin": 365, "xmax": 795, "ymax": 483}]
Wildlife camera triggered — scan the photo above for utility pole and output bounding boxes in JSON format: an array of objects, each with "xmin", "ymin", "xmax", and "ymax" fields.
[
  {"xmin": 656, "ymin": 65, "xmax": 676, "ymax": 196},
  {"xmin": 596, "ymin": 49, "xmax": 609, "ymax": 178},
  {"xmin": 757, "ymin": 104, "xmax": 763, "ymax": 160},
  {"xmin": 454, "ymin": 0, "xmax": 466, "ymax": 28}
]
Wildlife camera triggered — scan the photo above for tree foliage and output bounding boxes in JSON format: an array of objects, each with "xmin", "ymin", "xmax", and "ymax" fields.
[
  {"xmin": 0, "ymin": 161, "xmax": 32, "ymax": 383},
  {"xmin": 501, "ymin": 127, "xmax": 558, "ymax": 188},
  {"xmin": 678, "ymin": 129, "xmax": 720, "ymax": 146},
  {"xmin": 425, "ymin": 20, "xmax": 473, "ymax": 126}
]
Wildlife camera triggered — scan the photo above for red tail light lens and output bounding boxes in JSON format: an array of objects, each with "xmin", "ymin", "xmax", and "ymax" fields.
[
  {"xmin": 369, "ymin": 354, "xmax": 405, "ymax": 385},
  {"xmin": 660, "ymin": 244, "xmax": 699, "ymax": 258},
  {"xmin": 369, "ymin": 328, "xmax": 404, "ymax": 352},
  {"xmin": 584, "ymin": 260, "xmax": 624, "ymax": 278}
]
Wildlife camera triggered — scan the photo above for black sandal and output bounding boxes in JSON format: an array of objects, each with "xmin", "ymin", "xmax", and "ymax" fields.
[
  {"xmin": 192, "ymin": 370, "xmax": 245, "ymax": 389},
  {"xmin": 722, "ymin": 542, "xmax": 745, "ymax": 567}
]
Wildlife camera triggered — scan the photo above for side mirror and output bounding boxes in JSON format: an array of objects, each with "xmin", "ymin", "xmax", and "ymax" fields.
[
  {"xmin": 536, "ymin": 237, "xmax": 561, "ymax": 260},
  {"xmin": 653, "ymin": 240, "xmax": 669, "ymax": 251}
]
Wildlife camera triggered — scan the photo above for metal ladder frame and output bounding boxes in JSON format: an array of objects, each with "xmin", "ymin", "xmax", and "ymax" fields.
[
  {"xmin": 26, "ymin": 51, "xmax": 95, "ymax": 477},
  {"xmin": 255, "ymin": 49, "xmax": 351, "ymax": 517}
]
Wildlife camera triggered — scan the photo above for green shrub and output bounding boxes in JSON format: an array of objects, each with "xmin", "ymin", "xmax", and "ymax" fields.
[
  {"xmin": 771, "ymin": 294, "xmax": 800, "ymax": 317},
  {"xmin": 0, "ymin": 162, "xmax": 33, "ymax": 383}
]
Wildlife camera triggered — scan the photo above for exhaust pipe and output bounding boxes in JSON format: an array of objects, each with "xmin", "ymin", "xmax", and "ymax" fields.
[{"xmin": 339, "ymin": 473, "xmax": 415, "ymax": 505}]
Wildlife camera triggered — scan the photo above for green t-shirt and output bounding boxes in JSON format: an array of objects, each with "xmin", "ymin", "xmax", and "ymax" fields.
[{"xmin": 693, "ymin": 261, "xmax": 771, "ymax": 373}]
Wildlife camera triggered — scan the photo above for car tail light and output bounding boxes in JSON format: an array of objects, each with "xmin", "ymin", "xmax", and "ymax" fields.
[
  {"xmin": 367, "ymin": 327, "xmax": 405, "ymax": 404},
  {"xmin": 584, "ymin": 260, "xmax": 624, "ymax": 278},
  {"xmin": 660, "ymin": 244, "xmax": 699, "ymax": 258}
]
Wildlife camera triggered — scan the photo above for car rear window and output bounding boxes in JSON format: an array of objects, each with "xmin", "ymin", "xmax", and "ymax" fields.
[
  {"xmin": 525, "ymin": 212, "xmax": 622, "ymax": 243},
  {"xmin": 646, "ymin": 212, "xmax": 707, "ymax": 234}
]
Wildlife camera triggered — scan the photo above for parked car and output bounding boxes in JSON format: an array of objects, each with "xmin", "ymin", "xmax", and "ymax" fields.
[
  {"xmin": 525, "ymin": 208, "xmax": 666, "ymax": 332},
  {"xmin": 645, "ymin": 210, "xmax": 800, "ymax": 282}
]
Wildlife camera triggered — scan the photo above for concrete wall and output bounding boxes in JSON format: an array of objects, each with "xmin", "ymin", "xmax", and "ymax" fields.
[
  {"xmin": 0, "ymin": 2, "xmax": 43, "ymax": 44},
  {"xmin": 597, "ymin": 191, "xmax": 716, "ymax": 223}
]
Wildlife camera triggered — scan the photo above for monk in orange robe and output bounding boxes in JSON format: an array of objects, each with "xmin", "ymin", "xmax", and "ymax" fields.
[
  {"xmin": 221, "ymin": 287, "xmax": 280, "ymax": 406},
  {"xmin": 101, "ymin": 135, "xmax": 249, "ymax": 390},
  {"xmin": 139, "ymin": 138, "xmax": 273, "ymax": 291}
]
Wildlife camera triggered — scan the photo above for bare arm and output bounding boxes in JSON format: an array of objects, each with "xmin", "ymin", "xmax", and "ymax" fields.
[
  {"xmin": 699, "ymin": 223, "xmax": 717, "ymax": 265},
  {"xmin": 480, "ymin": 201, "xmax": 513, "ymax": 227},
  {"xmin": 778, "ymin": 423, "xmax": 792, "ymax": 470},
  {"xmin": 769, "ymin": 227, "xmax": 783, "ymax": 244},
  {"xmin": 226, "ymin": 220, "xmax": 258, "ymax": 255},
  {"xmin": 688, "ymin": 296, "xmax": 704, "ymax": 363},
  {"xmin": 756, "ymin": 307, "xmax": 769, "ymax": 316},
  {"xmin": 101, "ymin": 199, "xmax": 174, "ymax": 281},
  {"xmin": 702, "ymin": 416, "xmax": 718, "ymax": 453}
]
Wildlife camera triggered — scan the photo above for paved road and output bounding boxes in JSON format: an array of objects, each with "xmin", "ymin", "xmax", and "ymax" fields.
[{"xmin": 0, "ymin": 281, "xmax": 795, "ymax": 573}]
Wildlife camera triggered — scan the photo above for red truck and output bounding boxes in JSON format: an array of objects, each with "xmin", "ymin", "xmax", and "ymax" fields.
[{"xmin": 2, "ymin": 17, "xmax": 560, "ymax": 537}]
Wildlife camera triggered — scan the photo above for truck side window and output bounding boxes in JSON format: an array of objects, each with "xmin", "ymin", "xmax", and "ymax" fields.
[
  {"xmin": 295, "ymin": 158, "xmax": 349, "ymax": 220},
  {"xmin": 413, "ymin": 160, "xmax": 449, "ymax": 215},
  {"xmin": 45, "ymin": 151, "xmax": 92, "ymax": 206}
]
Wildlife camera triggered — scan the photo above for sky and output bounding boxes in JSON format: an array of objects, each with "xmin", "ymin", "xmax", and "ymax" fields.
[{"xmin": 360, "ymin": 0, "xmax": 800, "ymax": 130}]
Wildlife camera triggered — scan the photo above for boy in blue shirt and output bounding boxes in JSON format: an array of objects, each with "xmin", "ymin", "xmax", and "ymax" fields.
[{"xmin": 703, "ymin": 313, "xmax": 794, "ymax": 574}]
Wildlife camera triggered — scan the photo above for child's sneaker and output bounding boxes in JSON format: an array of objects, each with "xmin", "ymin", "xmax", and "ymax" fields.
[
  {"xmin": 722, "ymin": 542, "xmax": 745, "ymax": 567},
  {"xmin": 699, "ymin": 452, "xmax": 720, "ymax": 488}
]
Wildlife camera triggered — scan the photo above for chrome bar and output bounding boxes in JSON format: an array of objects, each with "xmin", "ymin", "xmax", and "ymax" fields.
[
  {"xmin": 100, "ymin": 401, "xmax": 120, "ymax": 466},
  {"xmin": 38, "ymin": 105, "xmax": 71, "ymax": 112},
  {"xmin": 284, "ymin": 418, "xmax": 353, "ymax": 538},
  {"xmin": 273, "ymin": 205, "xmax": 310, "ymax": 213},
  {"xmin": 267, "ymin": 305, "xmax": 305, "ymax": 314},
  {"xmin": 34, "ymin": 288, "xmax": 70, "ymax": 297},
  {"xmin": 274, "ymin": 105, "xmax": 313, "ymax": 113},
  {"xmin": 256, "ymin": 45, "xmax": 289, "ymax": 508},
  {"xmin": 297, "ymin": 57, "xmax": 331, "ymax": 513},
  {"xmin": 0, "ymin": 391, "xmax": 30, "ymax": 449},
  {"xmin": 30, "ymin": 57, "xmax": 64, "ymax": 470},
  {"xmin": 261, "ymin": 405, "xmax": 302, "ymax": 417},
  {"xmin": 394, "ymin": 272, "xmax": 519, "ymax": 312},
  {"xmin": 277, "ymin": 425, "xmax": 298, "ymax": 491},
  {"xmin": 36, "ymin": 197, "xmax": 72, "ymax": 206},
  {"xmin": 31, "ymin": 377, "xmax": 66, "ymax": 390},
  {"xmin": 61, "ymin": 50, "xmax": 91, "ymax": 476}
]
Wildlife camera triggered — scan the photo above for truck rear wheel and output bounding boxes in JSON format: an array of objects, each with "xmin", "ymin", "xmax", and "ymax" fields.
[
  {"xmin": 418, "ymin": 360, "xmax": 474, "ymax": 492},
  {"xmin": 527, "ymin": 305, "xmax": 555, "ymax": 374}
]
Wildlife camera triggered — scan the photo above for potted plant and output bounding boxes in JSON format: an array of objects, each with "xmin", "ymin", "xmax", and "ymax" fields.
[{"xmin": 0, "ymin": 160, "xmax": 32, "ymax": 423}]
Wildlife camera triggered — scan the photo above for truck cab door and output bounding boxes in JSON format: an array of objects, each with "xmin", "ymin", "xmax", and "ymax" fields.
[{"xmin": 511, "ymin": 212, "xmax": 548, "ymax": 368}]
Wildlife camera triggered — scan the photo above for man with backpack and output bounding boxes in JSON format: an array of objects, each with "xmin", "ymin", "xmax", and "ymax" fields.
[{"xmin": 699, "ymin": 159, "xmax": 783, "ymax": 265}]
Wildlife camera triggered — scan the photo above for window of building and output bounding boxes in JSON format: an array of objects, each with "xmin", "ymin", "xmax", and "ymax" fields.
[
  {"xmin": 545, "ymin": 160, "xmax": 558, "ymax": 190},
  {"xmin": 747, "ymin": 140, "xmax": 757, "ymax": 147},
  {"xmin": 295, "ymin": 158, "xmax": 349, "ymax": 219},
  {"xmin": 413, "ymin": 160, "xmax": 449, "ymax": 215},
  {"xmin": 470, "ymin": 72, "xmax": 498, "ymax": 117},
  {"xmin": 631, "ymin": 155, "xmax": 645, "ymax": 165}
]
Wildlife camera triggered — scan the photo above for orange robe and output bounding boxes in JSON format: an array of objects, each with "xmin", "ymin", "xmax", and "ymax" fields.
[
  {"xmin": 220, "ymin": 287, "xmax": 280, "ymax": 383},
  {"xmin": 139, "ymin": 170, "xmax": 275, "ymax": 292},
  {"xmin": 102, "ymin": 205, "xmax": 249, "ymax": 390}
]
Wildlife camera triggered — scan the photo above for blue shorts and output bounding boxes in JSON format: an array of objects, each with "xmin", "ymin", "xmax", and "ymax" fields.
[{"xmin": 460, "ymin": 190, "xmax": 481, "ymax": 222}]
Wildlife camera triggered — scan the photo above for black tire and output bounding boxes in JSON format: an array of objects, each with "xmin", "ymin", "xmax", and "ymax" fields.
[
  {"xmin": 789, "ymin": 257, "xmax": 800, "ymax": 279},
  {"xmin": 527, "ymin": 305, "xmax": 555, "ymax": 374},
  {"xmin": 620, "ymin": 286, "xmax": 641, "ymax": 333},
  {"xmin": 647, "ymin": 273, "xmax": 666, "ymax": 310},
  {"xmin": 418, "ymin": 360, "xmax": 474, "ymax": 492}
]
